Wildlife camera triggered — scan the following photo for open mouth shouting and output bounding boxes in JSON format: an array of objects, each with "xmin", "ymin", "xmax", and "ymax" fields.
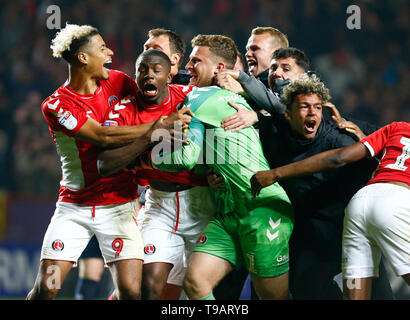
[
  {"xmin": 188, "ymin": 73, "xmax": 199, "ymax": 86},
  {"xmin": 103, "ymin": 58, "xmax": 112, "ymax": 69},
  {"xmin": 143, "ymin": 83, "xmax": 158, "ymax": 97},
  {"xmin": 304, "ymin": 119, "xmax": 317, "ymax": 135},
  {"xmin": 247, "ymin": 59, "xmax": 257, "ymax": 74}
]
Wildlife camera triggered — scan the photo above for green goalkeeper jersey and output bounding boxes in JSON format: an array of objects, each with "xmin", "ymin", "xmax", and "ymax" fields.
[{"xmin": 153, "ymin": 86, "xmax": 289, "ymax": 218}]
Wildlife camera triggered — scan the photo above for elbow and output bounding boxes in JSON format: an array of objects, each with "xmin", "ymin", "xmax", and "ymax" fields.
[
  {"xmin": 328, "ymin": 150, "xmax": 349, "ymax": 168},
  {"xmin": 97, "ymin": 136, "xmax": 110, "ymax": 149}
]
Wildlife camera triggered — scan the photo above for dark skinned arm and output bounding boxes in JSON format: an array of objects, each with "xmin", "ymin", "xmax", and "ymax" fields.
[
  {"xmin": 251, "ymin": 141, "xmax": 370, "ymax": 197},
  {"xmin": 97, "ymin": 106, "xmax": 194, "ymax": 176}
]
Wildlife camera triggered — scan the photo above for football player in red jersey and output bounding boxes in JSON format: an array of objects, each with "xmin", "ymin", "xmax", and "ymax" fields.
[
  {"xmin": 76, "ymin": 27, "xmax": 191, "ymax": 301},
  {"xmin": 251, "ymin": 121, "xmax": 410, "ymax": 299},
  {"xmin": 98, "ymin": 49, "xmax": 216, "ymax": 300},
  {"xmin": 27, "ymin": 24, "xmax": 191, "ymax": 300}
]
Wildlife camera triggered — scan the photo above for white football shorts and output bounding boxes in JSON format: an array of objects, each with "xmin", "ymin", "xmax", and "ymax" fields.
[
  {"xmin": 40, "ymin": 200, "xmax": 143, "ymax": 265},
  {"xmin": 137, "ymin": 186, "xmax": 216, "ymax": 285},
  {"xmin": 342, "ymin": 182, "xmax": 410, "ymax": 279}
]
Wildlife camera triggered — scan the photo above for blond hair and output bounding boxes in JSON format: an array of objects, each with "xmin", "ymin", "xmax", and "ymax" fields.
[
  {"xmin": 281, "ymin": 74, "xmax": 331, "ymax": 109},
  {"xmin": 191, "ymin": 34, "xmax": 238, "ymax": 69},
  {"xmin": 251, "ymin": 27, "xmax": 289, "ymax": 49},
  {"xmin": 50, "ymin": 23, "xmax": 99, "ymax": 61}
]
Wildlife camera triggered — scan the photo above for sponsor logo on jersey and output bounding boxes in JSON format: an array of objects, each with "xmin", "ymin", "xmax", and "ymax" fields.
[
  {"xmin": 58, "ymin": 111, "xmax": 78, "ymax": 130},
  {"xmin": 197, "ymin": 234, "xmax": 207, "ymax": 244},
  {"xmin": 108, "ymin": 95, "xmax": 119, "ymax": 107},
  {"xmin": 275, "ymin": 254, "xmax": 289, "ymax": 266},
  {"xmin": 103, "ymin": 120, "xmax": 118, "ymax": 126},
  {"xmin": 52, "ymin": 239, "xmax": 64, "ymax": 251},
  {"xmin": 144, "ymin": 244, "xmax": 156, "ymax": 255}
]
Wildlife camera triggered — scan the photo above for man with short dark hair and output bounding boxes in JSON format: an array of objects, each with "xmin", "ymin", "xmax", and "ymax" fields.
[
  {"xmin": 98, "ymin": 49, "xmax": 214, "ymax": 300},
  {"xmin": 144, "ymin": 28, "xmax": 190, "ymax": 85},
  {"xmin": 268, "ymin": 48, "xmax": 310, "ymax": 90}
]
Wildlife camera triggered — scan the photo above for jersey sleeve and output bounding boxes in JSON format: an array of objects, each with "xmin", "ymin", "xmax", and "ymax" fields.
[
  {"xmin": 170, "ymin": 84, "xmax": 196, "ymax": 100},
  {"xmin": 360, "ymin": 123, "xmax": 392, "ymax": 157},
  {"xmin": 152, "ymin": 116, "xmax": 205, "ymax": 172},
  {"xmin": 103, "ymin": 98, "xmax": 136, "ymax": 127},
  {"xmin": 108, "ymin": 69, "xmax": 139, "ymax": 97},
  {"xmin": 41, "ymin": 96, "xmax": 89, "ymax": 137}
]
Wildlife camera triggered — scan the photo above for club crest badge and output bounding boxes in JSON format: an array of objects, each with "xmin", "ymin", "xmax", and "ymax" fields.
[
  {"xmin": 108, "ymin": 95, "xmax": 119, "ymax": 107},
  {"xmin": 197, "ymin": 234, "xmax": 207, "ymax": 244},
  {"xmin": 52, "ymin": 239, "xmax": 64, "ymax": 251},
  {"xmin": 144, "ymin": 244, "xmax": 156, "ymax": 255}
]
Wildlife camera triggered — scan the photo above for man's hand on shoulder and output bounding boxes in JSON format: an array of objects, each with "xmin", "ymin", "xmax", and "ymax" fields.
[
  {"xmin": 221, "ymin": 101, "xmax": 258, "ymax": 131},
  {"xmin": 215, "ymin": 70, "xmax": 244, "ymax": 94}
]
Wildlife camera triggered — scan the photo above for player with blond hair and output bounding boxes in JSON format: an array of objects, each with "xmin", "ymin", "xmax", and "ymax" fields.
[{"xmin": 26, "ymin": 24, "xmax": 191, "ymax": 300}]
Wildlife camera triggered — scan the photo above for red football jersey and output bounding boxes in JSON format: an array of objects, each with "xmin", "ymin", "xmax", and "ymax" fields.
[
  {"xmin": 361, "ymin": 121, "xmax": 410, "ymax": 186},
  {"xmin": 105, "ymin": 84, "xmax": 194, "ymax": 126},
  {"xmin": 41, "ymin": 69, "xmax": 141, "ymax": 205},
  {"xmin": 104, "ymin": 84, "xmax": 208, "ymax": 186}
]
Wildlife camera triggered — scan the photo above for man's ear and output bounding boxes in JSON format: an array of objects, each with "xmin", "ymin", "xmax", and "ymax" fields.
[
  {"xmin": 215, "ymin": 62, "xmax": 225, "ymax": 73},
  {"xmin": 284, "ymin": 108, "xmax": 291, "ymax": 121},
  {"xmin": 77, "ymin": 51, "xmax": 88, "ymax": 65},
  {"xmin": 170, "ymin": 53, "xmax": 181, "ymax": 66},
  {"xmin": 167, "ymin": 72, "xmax": 173, "ymax": 83}
]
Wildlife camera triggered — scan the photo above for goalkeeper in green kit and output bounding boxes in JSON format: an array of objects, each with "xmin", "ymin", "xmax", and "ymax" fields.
[{"xmin": 152, "ymin": 84, "xmax": 294, "ymax": 300}]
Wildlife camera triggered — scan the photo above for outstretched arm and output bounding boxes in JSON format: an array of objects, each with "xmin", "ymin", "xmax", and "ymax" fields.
[
  {"xmin": 250, "ymin": 141, "xmax": 370, "ymax": 197},
  {"xmin": 76, "ymin": 117, "xmax": 155, "ymax": 148},
  {"xmin": 78, "ymin": 105, "xmax": 193, "ymax": 149}
]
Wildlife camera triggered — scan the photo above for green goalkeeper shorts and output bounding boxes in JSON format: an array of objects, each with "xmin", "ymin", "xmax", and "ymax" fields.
[{"xmin": 193, "ymin": 196, "xmax": 294, "ymax": 278}]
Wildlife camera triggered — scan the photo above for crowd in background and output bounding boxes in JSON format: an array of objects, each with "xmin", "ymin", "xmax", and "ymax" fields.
[{"xmin": 0, "ymin": 0, "xmax": 409, "ymax": 195}]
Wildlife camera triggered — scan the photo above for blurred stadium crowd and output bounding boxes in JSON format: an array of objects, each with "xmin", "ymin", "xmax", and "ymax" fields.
[{"xmin": 0, "ymin": 0, "xmax": 409, "ymax": 196}]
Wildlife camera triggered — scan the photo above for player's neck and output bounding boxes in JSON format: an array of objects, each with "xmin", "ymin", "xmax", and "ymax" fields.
[{"xmin": 67, "ymin": 66, "xmax": 100, "ymax": 95}]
